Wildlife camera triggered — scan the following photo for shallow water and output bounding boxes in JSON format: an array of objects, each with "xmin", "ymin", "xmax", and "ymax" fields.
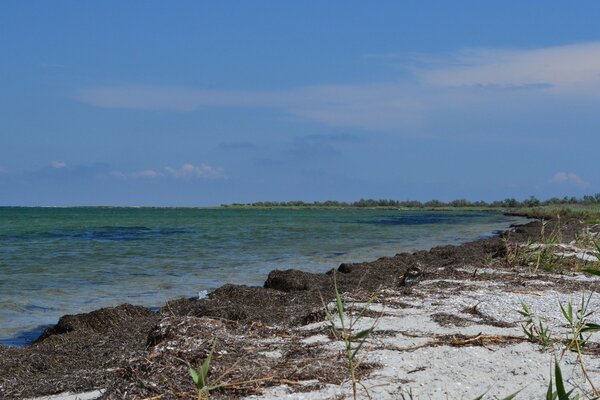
[{"xmin": 0, "ymin": 207, "xmax": 527, "ymax": 343}]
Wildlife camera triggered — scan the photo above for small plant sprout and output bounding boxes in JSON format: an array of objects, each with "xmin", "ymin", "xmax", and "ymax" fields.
[
  {"xmin": 188, "ymin": 340, "xmax": 216, "ymax": 400},
  {"xmin": 560, "ymin": 294, "xmax": 600, "ymax": 352},
  {"xmin": 187, "ymin": 340, "xmax": 270, "ymax": 400},
  {"xmin": 518, "ymin": 299, "xmax": 552, "ymax": 347},
  {"xmin": 323, "ymin": 272, "xmax": 380, "ymax": 400}
]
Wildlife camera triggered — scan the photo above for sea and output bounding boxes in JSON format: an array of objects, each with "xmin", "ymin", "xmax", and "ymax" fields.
[{"xmin": 0, "ymin": 207, "xmax": 527, "ymax": 345}]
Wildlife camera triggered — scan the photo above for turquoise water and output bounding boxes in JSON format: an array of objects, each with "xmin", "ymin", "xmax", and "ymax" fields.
[{"xmin": 0, "ymin": 207, "xmax": 526, "ymax": 343}]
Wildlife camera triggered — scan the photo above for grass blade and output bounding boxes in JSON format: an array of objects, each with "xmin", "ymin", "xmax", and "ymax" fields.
[
  {"xmin": 333, "ymin": 279, "xmax": 346, "ymax": 331},
  {"xmin": 199, "ymin": 341, "xmax": 215, "ymax": 388},
  {"xmin": 554, "ymin": 361, "xmax": 568, "ymax": 400},
  {"xmin": 559, "ymin": 302, "xmax": 573, "ymax": 324},
  {"xmin": 351, "ymin": 328, "xmax": 374, "ymax": 341},
  {"xmin": 581, "ymin": 322, "xmax": 600, "ymax": 333},
  {"xmin": 350, "ymin": 337, "xmax": 369, "ymax": 361},
  {"xmin": 546, "ymin": 371, "xmax": 554, "ymax": 400},
  {"xmin": 500, "ymin": 390, "xmax": 522, "ymax": 400},
  {"xmin": 581, "ymin": 268, "xmax": 600, "ymax": 276},
  {"xmin": 189, "ymin": 366, "xmax": 201, "ymax": 388}
]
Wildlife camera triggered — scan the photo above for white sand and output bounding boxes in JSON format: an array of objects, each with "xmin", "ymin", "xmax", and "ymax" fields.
[
  {"xmin": 246, "ymin": 270, "xmax": 600, "ymax": 400},
  {"xmin": 28, "ymin": 390, "xmax": 104, "ymax": 400}
]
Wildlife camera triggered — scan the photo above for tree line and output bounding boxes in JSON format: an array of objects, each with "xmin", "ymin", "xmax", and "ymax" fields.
[{"xmin": 223, "ymin": 194, "xmax": 600, "ymax": 208}]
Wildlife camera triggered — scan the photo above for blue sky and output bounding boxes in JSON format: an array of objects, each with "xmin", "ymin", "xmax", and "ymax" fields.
[{"xmin": 1, "ymin": 1, "xmax": 599, "ymax": 206}]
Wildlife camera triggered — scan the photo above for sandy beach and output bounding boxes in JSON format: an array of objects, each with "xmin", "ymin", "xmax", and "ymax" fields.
[{"xmin": 2, "ymin": 217, "xmax": 600, "ymax": 399}]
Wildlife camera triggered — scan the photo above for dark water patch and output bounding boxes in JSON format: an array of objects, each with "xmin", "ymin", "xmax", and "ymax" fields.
[
  {"xmin": 52, "ymin": 227, "xmax": 190, "ymax": 241},
  {"xmin": 0, "ymin": 325, "xmax": 52, "ymax": 347},
  {"xmin": 130, "ymin": 272, "xmax": 154, "ymax": 277},
  {"xmin": 24, "ymin": 304, "xmax": 54, "ymax": 312},
  {"xmin": 352, "ymin": 213, "xmax": 487, "ymax": 226},
  {"xmin": 0, "ymin": 227, "xmax": 190, "ymax": 242}
]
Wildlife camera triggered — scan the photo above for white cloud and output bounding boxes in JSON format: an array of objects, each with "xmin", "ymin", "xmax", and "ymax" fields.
[
  {"xmin": 165, "ymin": 163, "xmax": 225, "ymax": 179},
  {"xmin": 420, "ymin": 42, "xmax": 600, "ymax": 93},
  {"xmin": 51, "ymin": 161, "xmax": 67, "ymax": 169},
  {"xmin": 550, "ymin": 172, "xmax": 590, "ymax": 188}
]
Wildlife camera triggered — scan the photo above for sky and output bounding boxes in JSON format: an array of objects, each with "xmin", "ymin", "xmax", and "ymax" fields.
[{"xmin": 1, "ymin": 1, "xmax": 600, "ymax": 206}]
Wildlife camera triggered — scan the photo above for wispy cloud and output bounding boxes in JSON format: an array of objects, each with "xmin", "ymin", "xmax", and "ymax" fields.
[
  {"xmin": 112, "ymin": 169, "xmax": 161, "ymax": 179},
  {"xmin": 133, "ymin": 169, "xmax": 160, "ymax": 178},
  {"xmin": 0, "ymin": 166, "xmax": 8, "ymax": 175},
  {"xmin": 77, "ymin": 84, "xmax": 424, "ymax": 132},
  {"xmin": 35, "ymin": 162, "xmax": 111, "ymax": 180},
  {"xmin": 51, "ymin": 161, "xmax": 67, "ymax": 169},
  {"xmin": 419, "ymin": 42, "xmax": 600, "ymax": 93},
  {"xmin": 112, "ymin": 164, "xmax": 226, "ymax": 180},
  {"xmin": 76, "ymin": 41, "xmax": 600, "ymax": 135},
  {"xmin": 550, "ymin": 172, "xmax": 590, "ymax": 188},
  {"xmin": 166, "ymin": 163, "xmax": 225, "ymax": 179}
]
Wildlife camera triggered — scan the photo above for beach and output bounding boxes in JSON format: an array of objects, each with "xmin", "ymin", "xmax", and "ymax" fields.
[{"xmin": 1, "ymin": 217, "xmax": 600, "ymax": 399}]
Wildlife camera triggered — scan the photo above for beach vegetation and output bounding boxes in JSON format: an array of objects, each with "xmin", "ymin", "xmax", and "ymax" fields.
[
  {"xmin": 518, "ymin": 300, "xmax": 552, "ymax": 347},
  {"xmin": 323, "ymin": 272, "xmax": 380, "ymax": 400},
  {"xmin": 187, "ymin": 340, "xmax": 270, "ymax": 400},
  {"xmin": 505, "ymin": 218, "xmax": 600, "ymax": 275},
  {"xmin": 517, "ymin": 294, "xmax": 600, "ymax": 398},
  {"xmin": 546, "ymin": 360, "xmax": 598, "ymax": 400},
  {"xmin": 558, "ymin": 295, "xmax": 600, "ymax": 396},
  {"xmin": 188, "ymin": 340, "xmax": 216, "ymax": 400}
]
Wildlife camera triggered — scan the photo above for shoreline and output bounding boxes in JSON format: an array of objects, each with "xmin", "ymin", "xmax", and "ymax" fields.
[
  {"xmin": 0, "ymin": 210, "xmax": 527, "ymax": 346},
  {"xmin": 1, "ymin": 215, "xmax": 599, "ymax": 399}
]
